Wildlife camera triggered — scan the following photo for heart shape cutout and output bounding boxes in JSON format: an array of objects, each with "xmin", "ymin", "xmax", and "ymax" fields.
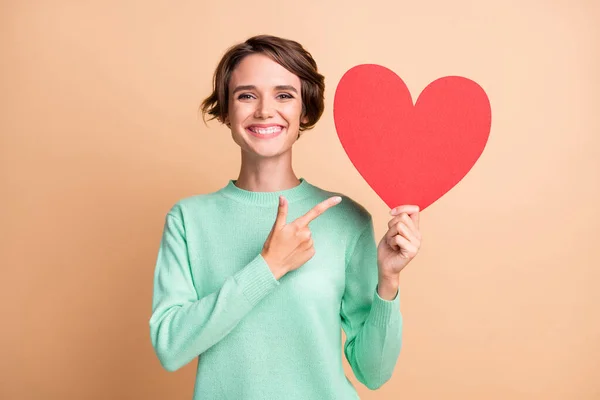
[{"xmin": 333, "ymin": 64, "xmax": 492, "ymax": 211}]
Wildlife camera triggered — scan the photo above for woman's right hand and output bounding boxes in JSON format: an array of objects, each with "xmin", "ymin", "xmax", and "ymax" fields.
[{"xmin": 261, "ymin": 195, "xmax": 342, "ymax": 279}]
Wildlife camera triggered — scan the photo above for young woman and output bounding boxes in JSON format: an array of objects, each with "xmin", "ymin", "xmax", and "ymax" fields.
[{"xmin": 149, "ymin": 35, "xmax": 421, "ymax": 400}]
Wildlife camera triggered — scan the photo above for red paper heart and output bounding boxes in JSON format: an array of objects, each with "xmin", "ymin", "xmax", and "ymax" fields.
[{"xmin": 333, "ymin": 64, "xmax": 491, "ymax": 211}]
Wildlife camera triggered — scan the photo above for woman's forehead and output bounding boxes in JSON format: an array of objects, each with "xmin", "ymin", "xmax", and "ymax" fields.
[{"xmin": 230, "ymin": 54, "xmax": 301, "ymax": 89}]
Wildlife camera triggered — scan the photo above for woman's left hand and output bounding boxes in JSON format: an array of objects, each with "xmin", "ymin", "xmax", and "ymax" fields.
[{"xmin": 377, "ymin": 205, "xmax": 422, "ymax": 279}]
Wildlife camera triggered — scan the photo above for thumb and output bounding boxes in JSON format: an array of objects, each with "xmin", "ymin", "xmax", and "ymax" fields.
[{"xmin": 273, "ymin": 196, "xmax": 288, "ymax": 230}]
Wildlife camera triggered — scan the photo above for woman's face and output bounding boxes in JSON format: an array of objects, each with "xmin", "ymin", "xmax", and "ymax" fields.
[{"xmin": 226, "ymin": 53, "xmax": 306, "ymax": 159}]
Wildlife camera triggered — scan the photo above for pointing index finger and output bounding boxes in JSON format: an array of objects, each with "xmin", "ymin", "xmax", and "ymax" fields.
[{"xmin": 295, "ymin": 196, "xmax": 342, "ymax": 227}]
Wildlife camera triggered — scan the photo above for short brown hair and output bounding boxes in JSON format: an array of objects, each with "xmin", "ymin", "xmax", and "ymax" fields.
[{"xmin": 200, "ymin": 35, "xmax": 325, "ymax": 136}]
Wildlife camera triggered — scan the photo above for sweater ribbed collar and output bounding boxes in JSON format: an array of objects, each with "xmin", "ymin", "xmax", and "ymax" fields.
[{"xmin": 218, "ymin": 177, "xmax": 317, "ymax": 206}]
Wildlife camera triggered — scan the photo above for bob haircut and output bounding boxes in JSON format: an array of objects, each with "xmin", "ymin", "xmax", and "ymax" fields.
[{"xmin": 200, "ymin": 35, "xmax": 325, "ymax": 137}]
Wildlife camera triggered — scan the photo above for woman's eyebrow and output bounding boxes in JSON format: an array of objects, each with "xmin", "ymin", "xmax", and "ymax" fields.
[
  {"xmin": 232, "ymin": 85, "xmax": 298, "ymax": 94},
  {"xmin": 232, "ymin": 85, "xmax": 256, "ymax": 95},
  {"xmin": 274, "ymin": 85, "xmax": 298, "ymax": 94}
]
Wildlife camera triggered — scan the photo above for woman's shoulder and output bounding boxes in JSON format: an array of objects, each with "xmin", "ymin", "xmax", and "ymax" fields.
[
  {"xmin": 162, "ymin": 188, "xmax": 227, "ymax": 219},
  {"xmin": 309, "ymin": 184, "xmax": 372, "ymax": 225}
]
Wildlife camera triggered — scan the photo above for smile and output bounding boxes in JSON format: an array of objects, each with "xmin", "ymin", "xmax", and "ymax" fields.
[{"xmin": 246, "ymin": 125, "xmax": 284, "ymax": 139}]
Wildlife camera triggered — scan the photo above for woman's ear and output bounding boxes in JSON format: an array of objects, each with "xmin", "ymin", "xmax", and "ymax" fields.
[
  {"xmin": 224, "ymin": 116, "xmax": 231, "ymax": 127},
  {"xmin": 300, "ymin": 104, "xmax": 309, "ymax": 125}
]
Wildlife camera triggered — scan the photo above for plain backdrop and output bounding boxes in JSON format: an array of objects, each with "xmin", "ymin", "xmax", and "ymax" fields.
[{"xmin": 2, "ymin": 1, "xmax": 599, "ymax": 399}]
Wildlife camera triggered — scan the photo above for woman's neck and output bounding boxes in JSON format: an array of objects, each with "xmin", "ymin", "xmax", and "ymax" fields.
[{"xmin": 234, "ymin": 150, "xmax": 300, "ymax": 192}]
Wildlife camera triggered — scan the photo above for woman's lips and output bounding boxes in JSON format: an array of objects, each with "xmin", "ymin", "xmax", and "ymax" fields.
[{"xmin": 246, "ymin": 125, "xmax": 284, "ymax": 139}]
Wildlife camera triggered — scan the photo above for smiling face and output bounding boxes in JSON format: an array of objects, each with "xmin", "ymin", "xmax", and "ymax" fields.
[{"xmin": 226, "ymin": 53, "xmax": 307, "ymax": 159}]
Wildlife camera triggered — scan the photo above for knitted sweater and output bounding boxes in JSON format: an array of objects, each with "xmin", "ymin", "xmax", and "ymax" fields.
[{"xmin": 149, "ymin": 177, "xmax": 403, "ymax": 399}]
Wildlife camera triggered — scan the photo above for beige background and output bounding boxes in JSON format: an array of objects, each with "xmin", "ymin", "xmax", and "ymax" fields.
[{"xmin": 2, "ymin": 0, "xmax": 599, "ymax": 399}]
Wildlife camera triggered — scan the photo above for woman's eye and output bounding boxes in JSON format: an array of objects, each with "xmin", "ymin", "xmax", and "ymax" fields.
[{"xmin": 237, "ymin": 93, "xmax": 293, "ymax": 100}]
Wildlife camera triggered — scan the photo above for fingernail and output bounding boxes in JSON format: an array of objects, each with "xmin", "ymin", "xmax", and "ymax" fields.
[
  {"xmin": 390, "ymin": 208, "xmax": 398, "ymax": 215},
  {"xmin": 333, "ymin": 196, "xmax": 342, "ymax": 203}
]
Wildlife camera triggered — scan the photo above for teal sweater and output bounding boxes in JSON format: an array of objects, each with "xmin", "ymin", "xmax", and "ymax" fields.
[{"xmin": 149, "ymin": 177, "xmax": 403, "ymax": 399}]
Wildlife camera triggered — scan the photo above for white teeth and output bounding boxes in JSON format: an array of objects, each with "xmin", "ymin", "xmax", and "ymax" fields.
[{"xmin": 249, "ymin": 126, "xmax": 283, "ymax": 134}]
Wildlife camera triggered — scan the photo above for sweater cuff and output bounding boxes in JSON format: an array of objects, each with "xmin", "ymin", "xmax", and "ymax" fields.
[
  {"xmin": 368, "ymin": 285, "xmax": 401, "ymax": 327},
  {"xmin": 234, "ymin": 253, "xmax": 280, "ymax": 307}
]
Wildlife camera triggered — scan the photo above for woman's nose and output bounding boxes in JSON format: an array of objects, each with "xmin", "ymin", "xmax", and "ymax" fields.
[{"xmin": 254, "ymin": 98, "xmax": 274, "ymax": 119}]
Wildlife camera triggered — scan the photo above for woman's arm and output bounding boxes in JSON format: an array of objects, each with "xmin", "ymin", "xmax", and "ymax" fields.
[
  {"xmin": 340, "ymin": 216, "xmax": 403, "ymax": 390},
  {"xmin": 149, "ymin": 211, "xmax": 279, "ymax": 372}
]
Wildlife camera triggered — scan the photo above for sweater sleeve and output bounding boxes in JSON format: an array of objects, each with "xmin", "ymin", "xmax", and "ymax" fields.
[
  {"xmin": 340, "ymin": 215, "xmax": 403, "ymax": 390},
  {"xmin": 149, "ymin": 210, "xmax": 280, "ymax": 372}
]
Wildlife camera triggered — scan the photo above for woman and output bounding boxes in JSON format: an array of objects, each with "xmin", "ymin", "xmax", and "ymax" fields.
[{"xmin": 149, "ymin": 35, "xmax": 421, "ymax": 400}]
